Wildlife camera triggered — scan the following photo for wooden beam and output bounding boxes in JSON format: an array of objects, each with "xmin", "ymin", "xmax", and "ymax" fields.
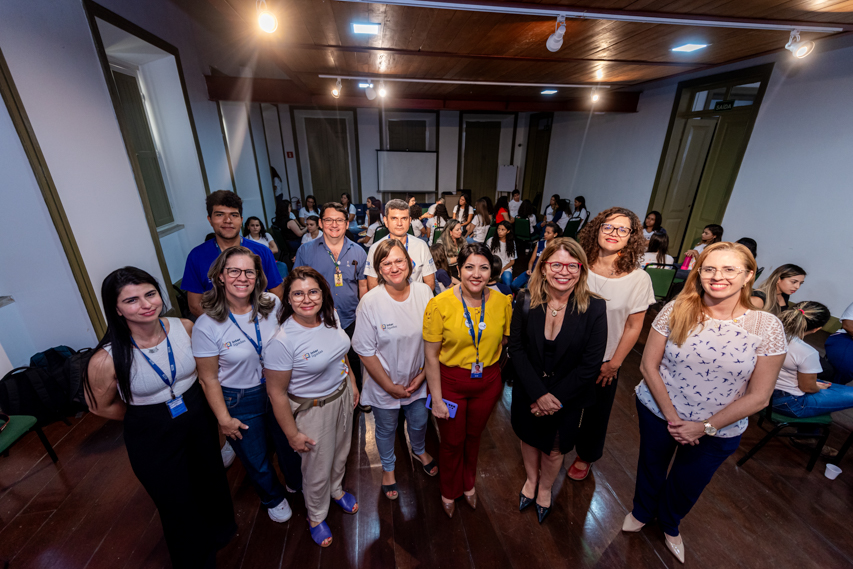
[{"xmin": 204, "ymin": 75, "xmax": 640, "ymax": 112}]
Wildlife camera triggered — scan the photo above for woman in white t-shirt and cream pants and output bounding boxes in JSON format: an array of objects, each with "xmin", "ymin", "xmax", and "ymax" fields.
[
  {"xmin": 353, "ymin": 239, "xmax": 437, "ymax": 501},
  {"xmin": 193, "ymin": 246, "xmax": 296, "ymax": 524},
  {"xmin": 265, "ymin": 267, "xmax": 360, "ymax": 548}
]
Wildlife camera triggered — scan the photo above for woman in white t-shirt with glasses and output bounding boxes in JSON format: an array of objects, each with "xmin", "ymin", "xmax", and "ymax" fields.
[
  {"xmin": 353, "ymin": 240, "xmax": 437, "ymax": 502},
  {"xmin": 265, "ymin": 267, "xmax": 360, "ymax": 548},
  {"xmin": 573, "ymin": 207, "xmax": 655, "ymax": 481},
  {"xmin": 193, "ymin": 247, "xmax": 296, "ymax": 523}
]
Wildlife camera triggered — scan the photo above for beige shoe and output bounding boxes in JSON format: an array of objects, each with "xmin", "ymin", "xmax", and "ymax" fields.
[
  {"xmin": 665, "ymin": 533, "xmax": 685, "ymax": 564},
  {"xmin": 622, "ymin": 512, "xmax": 645, "ymax": 532}
]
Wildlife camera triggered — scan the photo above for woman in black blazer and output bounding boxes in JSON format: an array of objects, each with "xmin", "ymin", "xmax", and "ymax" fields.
[{"xmin": 509, "ymin": 237, "xmax": 607, "ymax": 524}]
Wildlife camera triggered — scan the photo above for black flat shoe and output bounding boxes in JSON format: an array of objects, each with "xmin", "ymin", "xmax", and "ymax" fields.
[
  {"xmin": 519, "ymin": 491, "xmax": 535, "ymax": 511},
  {"xmin": 536, "ymin": 502, "xmax": 552, "ymax": 524}
]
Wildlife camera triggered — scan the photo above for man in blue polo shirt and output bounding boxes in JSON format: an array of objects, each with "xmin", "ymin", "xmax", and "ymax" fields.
[
  {"xmin": 182, "ymin": 190, "xmax": 283, "ymax": 317},
  {"xmin": 293, "ymin": 201, "xmax": 369, "ymax": 410}
]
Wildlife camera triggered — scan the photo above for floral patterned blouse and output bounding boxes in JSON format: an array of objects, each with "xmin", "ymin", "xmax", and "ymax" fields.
[{"xmin": 636, "ymin": 301, "xmax": 787, "ymax": 438}]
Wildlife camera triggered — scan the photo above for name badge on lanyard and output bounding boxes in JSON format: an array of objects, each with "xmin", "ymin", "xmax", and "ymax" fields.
[
  {"xmin": 327, "ymin": 248, "xmax": 344, "ymax": 287},
  {"xmin": 460, "ymin": 291, "xmax": 486, "ymax": 378},
  {"xmin": 228, "ymin": 312, "xmax": 266, "ymax": 384},
  {"xmin": 132, "ymin": 320, "xmax": 186, "ymax": 418}
]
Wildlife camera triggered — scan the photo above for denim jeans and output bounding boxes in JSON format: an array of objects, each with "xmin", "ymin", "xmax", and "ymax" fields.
[
  {"xmin": 500, "ymin": 270, "xmax": 513, "ymax": 287},
  {"xmin": 372, "ymin": 399, "xmax": 429, "ymax": 472},
  {"xmin": 771, "ymin": 385, "xmax": 853, "ymax": 418},
  {"xmin": 826, "ymin": 333, "xmax": 853, "ymax": 385},
  {"xmin": 222, "ymin": 384, "xmax": 287, "ymax": 508},
  {"xmin": 511, "ymin": 271, "xmax": 529, "ymax": 293}
]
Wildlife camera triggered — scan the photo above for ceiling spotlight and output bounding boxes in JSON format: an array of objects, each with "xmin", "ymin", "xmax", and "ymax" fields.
[
  {"xmin": 331, "ymin": 78, "xmax": 342, "ymax": 99},
  {"xmin": 595, "ymin": 69, "xmax": 604, "ymax": 80},
  {"xmin": 365, "ymin": 85, "xmax": 377, "ymax": 100},
  {"xmin": 546, "ymin": 16, "xmax": 566, "ymax": 53},
  {"xmin": 786, "ymin": 30, "xmax": 815, "ymax": 59},
  {"xmin": 257, "ymin": 0, "xmax": 277, "ymax": 33},
  {"xmin": 378, "ymin": 81, "xmax": 387, "ymax": 98},
  {"xmin": 541, "ymin": 89, "xmax": 557, "ymax": 95},
  {"xmin": 591, "ymin": 90, "xmax": 600, "ymax": 102}
]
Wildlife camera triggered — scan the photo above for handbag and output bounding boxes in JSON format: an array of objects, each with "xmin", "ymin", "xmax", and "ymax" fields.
[{"xmin": 500, "ymin": 290, "xmax": 530, "ymax": 385}]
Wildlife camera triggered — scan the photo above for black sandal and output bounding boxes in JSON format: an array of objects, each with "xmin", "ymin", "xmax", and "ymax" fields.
[
  {"xmin": 381, "ymin": 483, "xmax": 399, "ymax": 501},
  {"xmin": 412, "ymin": 453, "xmax": 439, "ymax": 477}
]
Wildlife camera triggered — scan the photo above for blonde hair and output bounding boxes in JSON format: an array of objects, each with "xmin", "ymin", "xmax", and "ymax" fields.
[
  {"xmin": 202, "ymin": 246, "xmax": 275, "ymax": 322},
  {"xmin": 372, "ymin": 239, "xmax": 413, "ymax": 285},
  {"xmin": 668, "ymin": 242, "xmax": 756, "ymax": 346},
  {"xmin": 778, "ymin": 301, "xmax": 830, "ymax": 343},
  {"xmin": 527, "ymin": 238, "xmax": 601, "ymax": 314}
]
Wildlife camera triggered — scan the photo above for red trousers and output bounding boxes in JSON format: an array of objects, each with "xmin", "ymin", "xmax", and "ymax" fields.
[{"xmin": 436, "ymin": 363, "xmax": 503, "ymax": 499}]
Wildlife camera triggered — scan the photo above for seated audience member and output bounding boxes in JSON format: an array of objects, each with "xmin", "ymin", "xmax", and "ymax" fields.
[
  {"xmin": 641, "ymin": 232, "xmax": 674, "ymax": 268},
  {"xmin": 512, "ymin": 222, "xmax": 559, "ymax": 293},
  {"xmin": 182, "ymin": 190, "xmax": 283, "ymax": 318},
  {"xmin": 427, "ymin": 204, "xmax": 451, "ymax": 245},
  {"xmin": 452, "ymin": 194, "xmax": 474, "ymax": 231},
  {"xmin": 430, "ymin": 243, "xmax": 458, "ymax": 294},
  {"xmin": 439, "ymin": 220, "xmax": 466, "ymax": 280},
  {"xmin": 736, "ymin": 237, "xmax": 758, "ymax": 260},
  {"xmin": 485, "ymin": 221, "xmax": 517, "ymax": 288},
  {"xmin": 642, "ymin": 211, "xmax": 664, "ymax": 242},
  {"xmin": 554, "ymin": 199, "xmax": 574, "ymax": 233},
  {"xmin": 366, "ymin": 196, "xmax": 383, "ymax": 215},
  {"xmin": 751, "ymin": 264, "xmax": 806, "ymax": 316},
  {"xmin": 360, "ymin": 209, "xmax": 383, "ymax": 246},
  {"xmin": 301, "ymin": 215, "xmax": 323, "ymax": 245},
  {"xmin": 508, "ymin": 189, "xmax": 522, "ymax": 218},
  {"xmin": 365, "ymin": 199, "xmax": 436, "ymax": 291},
  {"xmin": 298, "ymin": 195, "xmax": 319, "ymax": 225},
  {"xmin": 421, "ymin": 195, "xmax": 446, "ymax": 220},
  {"xmin": 494, "ymin": 196, "xmax": 513, "ymax": 224},
  {"xmin": 517, "ymin": 199, "xmax": 539, "ymax": 237},
  {"xmin": 488, "ymin": 256, "xmax": 512, "ymax": 296},
  {"xmin": 410, "ymin": 205, "xmax": 428, "ymax": 242},
  {"xmin": 340, "ymin": 192, "xmax": 360, "ymax": 233},
  {"xmin": 568, "ymin": 196, "xmax": 589, "ymax": 230},
  {"xmin": 825, "ymin": 301, "xmax": 853, "ymax": 385},
  {"xmin": 273, "ymin": 200, "xmax": 307, "ymax": 255},
  {"xmin": 244, "ymin": 216, "xmax": 279, "ymax": 256},
  {"xmin": 466, "ymin": 198, "xmax": 492, "ymax": 244},
  {"xmin": 541, "ymin": 194, "xmax": 560, "ymax": 227},
  {"xmin": 680, "ymin": 224, "xmax": 723, "ymax": 271}
]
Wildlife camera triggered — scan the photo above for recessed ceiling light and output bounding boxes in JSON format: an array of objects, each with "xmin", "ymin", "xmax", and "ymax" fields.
[
  {"xmin": 595, "ymin": 69, "xmax": 604, "ymax": 80},
  {"xmin": 352, "ymin": 23, "xmax": 380, "ymax": 34},
  {"xmin": 541, "ymin": 89, "xmax": 558, "ymax": 95},
  {"xmin": 672, "ymin": 43, "xmax": 708, "ymax": 52}
]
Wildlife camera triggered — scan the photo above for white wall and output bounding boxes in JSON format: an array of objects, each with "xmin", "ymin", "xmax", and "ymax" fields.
[
  {"xmin": 261, "ymin": 103, "xmax": 288, "ymax": 202},
  {"xmin": 278, "ymin": 105, "xmax": 301, "ymax": 202},
  {"xmin": 357, "ymin": 107, "xmax": 381, "ymax": 200},
  {"xmin": 220, "ymin": 101, "xmax": 266, "ymax": 223},
  {"xmin": 438, "ymin": 110, "xmax": 460, "ymax": 195},
  {"xmin": 249, "ymin": 104, "xmax": 275, "ymax": 225}
]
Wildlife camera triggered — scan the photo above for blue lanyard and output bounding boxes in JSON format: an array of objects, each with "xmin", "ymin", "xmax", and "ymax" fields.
[
  {"xmin": 131, "ymin": 320, "xmax": 177, "ymax": 399},
  {"xmin": 227, "ymin": 311, "xmax": 264, "ymax": 369},
  {"xmin": 459, "ymin": 290, "xmax": 486, "ymax": 364},
  {"xmin": 214, "ymin": 237, "xmax": 244, "ymax": 253}
]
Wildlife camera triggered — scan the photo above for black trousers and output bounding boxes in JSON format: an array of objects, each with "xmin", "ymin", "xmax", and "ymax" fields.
[
  {"xmin": 124, "ymin": 382, "xmax": 236, "ymax": 569},
  {"xmin": 344, "ymin": 321, "xmax": 364, "ymax": 393},
  {"xmin": 575, "ymin": 367, "xmax": 619, "ymax": 463}
]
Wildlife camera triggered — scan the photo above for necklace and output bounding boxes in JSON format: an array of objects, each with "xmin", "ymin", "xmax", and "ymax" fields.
[
  {"xmin": 145, "ymin": 326, "xmax": 163, "ymax": 354},
  {"xmin": 547, "ymin": 302, "xmax": 567, "ymax": 317}
]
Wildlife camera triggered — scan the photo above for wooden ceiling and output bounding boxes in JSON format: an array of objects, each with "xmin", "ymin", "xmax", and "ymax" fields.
[{"xmin": 176, "ymin": 0, "xmax": 853, "ymax": 109}]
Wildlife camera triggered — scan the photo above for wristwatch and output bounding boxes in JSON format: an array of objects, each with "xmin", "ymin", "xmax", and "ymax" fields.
[{"xmin": 703, "ymin": 420, "xmax": 717, "ymax": 436}]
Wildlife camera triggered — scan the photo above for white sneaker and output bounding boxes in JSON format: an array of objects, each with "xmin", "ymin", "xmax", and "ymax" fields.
[
  {"xmin": 268, "ymin": 498, "xmax": 292, "ymax": 523},
  {"xmin": 221, "ymin": 441, "xmax": 236, "ymax": 468}
]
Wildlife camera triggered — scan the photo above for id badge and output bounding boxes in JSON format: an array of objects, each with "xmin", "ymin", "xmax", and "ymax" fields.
[
  {"xmin": 334, "ymin": 271, "xmax": 343, "ymax": 287},
  {"xmin": 470, "ymin": 362, "xmax": 483, "ymax": 379},
  {"xmin": 167, "ymin": 396, "xmax": 188, "ymax": 418},
  {"xmin": 260, "ymin": 376, "xmax": 266, "ymax": 385}
]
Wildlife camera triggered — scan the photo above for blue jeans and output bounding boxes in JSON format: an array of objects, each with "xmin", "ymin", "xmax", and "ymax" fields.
[
  {"xmin": 500, "ymin": 270, "xmax": 513, "ymax": 287},
  {"xmin": 826, "ymin": 333, "xmax": 853, "ymax": 385},
  {"xmin": 222, "ymin": 384, "xmax": 288, "ymax": 508},
  {"xmin": 632, "ymin": 399, "xmax": 740, "ymax": 536},
  {"xmin": 772, "ymin": 385, "xmax": 853, "ymax": 418},
  {"xmin": 511, "ymin": 271, "xmax": 529, "ymax": 293},
  {"xmin": 466, "ymin": 237, "xmax": 475, "ymax": 244},
  {"xmin": 372, "ymin": 399, "xmax": 429, "ymax": 472}
]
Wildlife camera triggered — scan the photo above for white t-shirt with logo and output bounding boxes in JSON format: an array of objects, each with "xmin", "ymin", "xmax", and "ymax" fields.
[
  {"xmin": 775, "ymin": 337, "xmax": 823, "ymax": 397},
  {"xmin": 298, "ymin": 207, "xmax": 319, "ymax": 221},
  {"xmin": 452, "ymin": 205, "xmax": 472, "ymax": 223},
  {"xmin": 485, "ymin": 237, "xmax": 517, "ymax": 270},
  {"xmin": 508, "ymin": 198, "xmax": 522, "ymax": 218},
  {"xmin": 352, "ymin": 283, "xmax": 433, "ymax": 409},
  {"xmin": 544, "ymin": 204, "xmax": 556, "ymax": 222},
  {"xmin": 427, "ymin": 217, "xmax": 448, "ymax": 245},
  {"xmin": 365, "ymin": 234, "xmax": 437, "ymax": 283},
  {"xmin": 265, "ymin": 310, "xmax": 351, "ymax": 398},
  {"xmin": 469, "ymin": 214, "xmax": 490, "ymax": 243},
  {"xmin": 411, "ymin": 218, "xmax": 425, "ymax": 237},
  {"xmin": 191, "ymin": 294, "xmax": 282, "ymax": 389}
]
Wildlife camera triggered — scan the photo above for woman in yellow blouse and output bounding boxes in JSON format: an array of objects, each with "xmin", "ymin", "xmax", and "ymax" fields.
[{"xmin": 423, "ymin": 242, "xmax": 513, "ymax": 519}]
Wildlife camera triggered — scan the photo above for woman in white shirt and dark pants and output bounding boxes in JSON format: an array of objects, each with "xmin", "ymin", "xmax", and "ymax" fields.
[
  {"xmin": 353, "ymin": 239, "xmax": 437, "ymax": 501},
  {"xmin": 265, "ymin": 267, "xmax": 360, "ymax": 548},
  {"xmin": 193, "ymin": 246, "xmax": 297, "ymax": 523},
  {"xmin": 84, "ymin": 267, "xmax": 236, "ymax": 569}
]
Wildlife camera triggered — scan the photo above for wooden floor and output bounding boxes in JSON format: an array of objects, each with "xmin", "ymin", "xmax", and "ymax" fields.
[{"xmin": 3, "ymin": 321, "xmax": 853, "ymax": 568}]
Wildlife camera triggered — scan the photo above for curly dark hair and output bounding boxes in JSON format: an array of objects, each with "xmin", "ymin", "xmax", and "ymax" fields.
[
  {"xmin": 577, "ymin": 206, "xmax": 645, "ymax": 275},
  {"xmin": 277, "ymin": 266, "xmax": 338, "ymax": 328}
]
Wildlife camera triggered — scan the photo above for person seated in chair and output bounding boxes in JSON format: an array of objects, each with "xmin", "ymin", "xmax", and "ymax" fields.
[{"xmin": 826, "ymin": 301, "xmax": 853, "ymax": 385}]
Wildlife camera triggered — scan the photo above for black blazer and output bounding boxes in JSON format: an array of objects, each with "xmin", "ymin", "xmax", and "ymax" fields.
[{"xmin": 509, "ymin": 294, "xmax": 607, "ymax": 454}]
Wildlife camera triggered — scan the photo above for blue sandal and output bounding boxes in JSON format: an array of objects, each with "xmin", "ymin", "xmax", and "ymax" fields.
[
  {"xmin": 333, "ymin": 491, "xmax": 359, "ymax": 514},
  {"xmin": 309, "ymin": 520, "xmax": 333, "ymax": 547}
]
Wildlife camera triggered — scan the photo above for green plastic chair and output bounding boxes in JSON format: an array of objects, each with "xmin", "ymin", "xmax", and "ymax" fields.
[
  {"xmin": 563, "ymin": 219, "xmax": 582, "ymax": 240},
  {"xmin": 0, "ymin": 414, "xmax": 58, "ymax": 463},
  {"xmin": 513, "ymin": 218, "xmax": 535, "ymax": 244},
  {"xmin": 484, "ymin": 224, "xmax": 498, "ymax": 244},
  {"xmin": 374, "ymin": 226, "xmax": 390, "ymax": 242},
  {"xmin": 407, "ymin": 225, "xmax": 415, "ymax": 236},
  {"xmin": 737, "ymin": 404, "xmax": 832, "ymax": 472},
  {"xmin": 644, "ymin": 263, "xmax": 678, "ymax": 302},
  {"xmin": 432, "ymin": 229, "xmax": 443, "ymax": 245}
]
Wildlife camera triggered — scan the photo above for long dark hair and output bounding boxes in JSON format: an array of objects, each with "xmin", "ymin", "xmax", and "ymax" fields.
[
  {"xmin": 304, "ymin": 195, "xmax": 318, "ymax": 213},
  {"xmin": 491, "ymin": 220, "xmax": 516, "ymax": 258},
  {"xmin": 518, "ymin": 199, "xmax": 536, "ymax": 219},
  {"xmin": 702, "ymin": 224, "xmax": 724, "ymax": 245},
  {"xmin": 456, "ymin": 195, "xmax": 471, "ymax": 221},
  {"xmin": 574, "ymin": 196, "xmax": 587, "ymax": 213},
  {"xmin": 278, "ymin": 267, "xmax": 338, "ymax": 329},
  {"xmin": 243, "ymin": 216, "xmax": 270, "ymax": 240},
  {"xmin": 648, "ymin": 232, "xmax": 670, "ymax": 264},
  {"xmin": 494, "ymin": 195, "xmax": 510, "ymax": 213},
  {"xmin": 84, "ymin": 267, "xmax": 165, "ymax": 405}
]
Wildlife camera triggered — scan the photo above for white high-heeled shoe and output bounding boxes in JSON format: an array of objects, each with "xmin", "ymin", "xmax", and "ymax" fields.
[
  {"xmin": 622, "ymin": 512, "xmax": 645, "ymax": 532},
  {"xmin": 664, "ymin": 533, "xmax": 685, "ymax": 564}
]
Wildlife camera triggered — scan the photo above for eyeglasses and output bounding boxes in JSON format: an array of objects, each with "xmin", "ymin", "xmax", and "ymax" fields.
[
  {"xmin": 224, "ymin": 268, "xmax": 257, "ymax": 279},
  {"xmin": 544, "ymin": 261, "xmax": 582, "ymax": 274},
  {"xmin": 380, "ymin": 258, "xmax": 409, "ymax": 270},
  {"xmin": 290, "ymin": 289, "xmax": 322, "ymax": 302},
  {"xmin": 699, "ymin": 266, "xmax": 746, "ymax": 279},
  {"xmin": 322, "ymin": 218, "xmax": 346, "ymax": 225},
  {"xmin": 600, "ymin": 224, "xmax": 632, "ymax": 238}
]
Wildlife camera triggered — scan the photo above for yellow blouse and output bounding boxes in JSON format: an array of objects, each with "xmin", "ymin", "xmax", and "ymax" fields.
[{"xmin": 423, "ymin": 287, "xmax": 513, "ymax": 368}]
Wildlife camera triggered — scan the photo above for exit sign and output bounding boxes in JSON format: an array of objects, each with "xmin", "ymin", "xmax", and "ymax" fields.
[
  {"xmin": 286, "ymin": 151, "xmax": 294, "ymax": 158},
  {"xmin": 714, "ymin": 100, "xmax": 735, "ymax": 111}
]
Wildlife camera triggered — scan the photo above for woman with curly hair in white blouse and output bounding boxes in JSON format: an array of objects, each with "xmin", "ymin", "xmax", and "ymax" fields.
[{"xmin": 624, "ymin": 242, "xmax": 787, "ymax": 564}]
